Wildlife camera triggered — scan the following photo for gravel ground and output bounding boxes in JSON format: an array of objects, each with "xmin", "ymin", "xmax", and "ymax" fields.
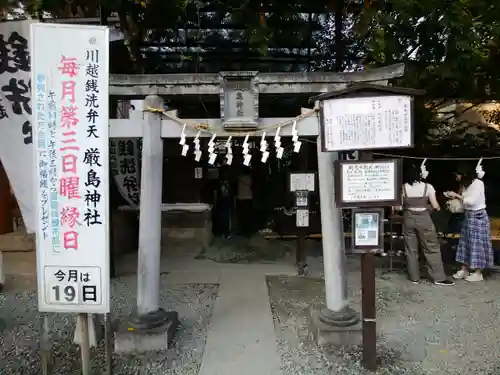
[
  {"xmin": 267, "ymin": 255, "xmax": 500, "ymax": 375},
  {"xmin": 197, "ymin": 235, "xmax": 296, "ymax": 263},
  {"xmin": 0, "ymin": 275, "xmax": 218, "ymax": 375}
]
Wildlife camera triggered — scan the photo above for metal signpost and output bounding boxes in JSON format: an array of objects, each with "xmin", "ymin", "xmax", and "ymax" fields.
[
  {"xmin": 31, "ymin": 23, "xmax": 111, "ymax": 375},
  {"xmin": 318, "ymin": 83, "xmax": 420, "ymax": 372},
  {"xmin": 351, "ymin": 207, "xmax": 384, "ymax": 369},
  {"xmin": 339, "ymin": 151, "xmax": 359, "ymax": 161},
  {"xmin": 289, "ymin": 172, "xmax": 315, "ymax": 274}
]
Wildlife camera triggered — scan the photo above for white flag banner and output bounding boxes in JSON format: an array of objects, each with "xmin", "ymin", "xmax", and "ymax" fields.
[
  {"xmin": 110, "ymin": 138, "xmax": 141, "ymax": 206},
  {"xmin": 0, "ymin": 20, "xmax": 36, "ymax": 232}
]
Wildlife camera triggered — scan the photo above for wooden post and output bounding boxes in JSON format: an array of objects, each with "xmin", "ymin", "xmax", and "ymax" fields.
[
  {"xmin": 39, "ymin": 314, "xmax": 52, "ymax": 375},
  {"xmin": 80, "ymin": 313, "xmax": 91, "ymax": 375},
  {"xmin": 296, "ymin": 228, "xmax": 306, "ymax": 274},
  {"xmin": 361, "ymin": 252, "xmax": 377, "ymax": 371},
  {"xmin": 359, "ymin": 151, "xmax": 377, "ymax": 372},
  {"xmin": 104, "ymin": 313, "xmax": 113, "ymax": 375}
]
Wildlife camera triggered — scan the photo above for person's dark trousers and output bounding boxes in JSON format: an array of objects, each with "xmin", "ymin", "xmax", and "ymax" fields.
[
  {"xmin": 217, "ymin": 198, "xmax": 232, "ymax": 237},
  {"xmin": 237, "ymin": 199, "xmax": 253, "ymax": 236}
]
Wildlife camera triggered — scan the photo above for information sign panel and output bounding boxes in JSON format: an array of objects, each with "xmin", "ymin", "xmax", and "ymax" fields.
[
  {"xmin": 334, "ymin": 159, "xmax": 402, "ymax": 208},
  {"xmin": 321, "ymin": 95, "xmax": 413, "ymax": 151},
  {"xmin": 31, "ymin": 23, "xmax": 110, "ymax": 313}
]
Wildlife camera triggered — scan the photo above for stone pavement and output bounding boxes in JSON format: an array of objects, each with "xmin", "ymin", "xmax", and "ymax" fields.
[{"xmin": 118, "ymin": 248, "xmax": 296, "ymax": 375}]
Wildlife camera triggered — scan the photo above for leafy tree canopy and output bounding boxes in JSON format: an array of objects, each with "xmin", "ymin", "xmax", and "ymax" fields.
[{"xmin": 1, "ymin": 0, "xmax": 499, "ymax": 150}]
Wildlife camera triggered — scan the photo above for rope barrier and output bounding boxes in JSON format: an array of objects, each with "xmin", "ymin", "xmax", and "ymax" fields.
[
  {"xmin": 145, "ymin": 107, "xmax": 500, "ymax": 161},
  {"xmin": 145, "ymin": 106, "xmax": 318, "ymax": 137},
  {"xmin": 372, "ymin": 153, "xmax": 500, "ymax": 161}
]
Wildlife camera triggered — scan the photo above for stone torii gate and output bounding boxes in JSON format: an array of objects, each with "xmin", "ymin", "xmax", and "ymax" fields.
[{"xmin": 110, "ymin": 64, "xmax": 405, "ymax": 350}]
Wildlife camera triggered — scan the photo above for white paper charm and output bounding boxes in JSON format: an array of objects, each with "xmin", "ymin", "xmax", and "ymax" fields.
[
  {"xmin": 181, "ymin": 144, "xmax": 189, "ymax": 156},
  {"xmin": 476, "ymin": 158, "xmax": 485, "ymax": 179},
  {"xmin": 179, "ymin": 124, "xmax": 187, "ymax": 145},
  {"xmin": 274, "ymin": 127, "xmax": 282, "ymax": 157},
  {"xmin": 194, "ymin": 130, "xmax": 201, "ymax": 151},
  {"xmin": 242, "ymin": 134, "xmax": 250, "ymax": 156},
  {"xmin": 208, "ymin": 133, "xmax": 216, "ymax": 147},
  {"xmin": 261, "ymin": 151, "xmax": 270, "ymax": 163},
  {"xmin": 194, "ymin": 150, "xmax": 202, "ymax": 162},
  {"xmin": 208, "ymin": 153, "xmax": 217, "ymax": 165},
  {"xmin": 260, "ymin": 131, "xmax": 268, "ymax": 153},
  {"xmin": 225, "ymin": 137, "xmax": 233, "ymax": 166},
  {"xmin": 291, "ymin": 120, "xmax": 301, "ymax": 153},
  {"xmin": 293, "ymin": 141, "xmax": 302, "ymax": 153},
  {"xmin": 274, "ymin": 127, "xmax": 281, "ymax": 141},
  {"xmin": 420, "ymin": 158, "xmax": 429, "ymax": 179},
  {"xmin": 243, "ymin": 154, "xmax": 252, "ymax": 166}
]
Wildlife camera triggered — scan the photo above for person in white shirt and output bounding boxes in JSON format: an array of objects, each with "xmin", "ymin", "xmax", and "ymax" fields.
[
  {"xmin": 400, "ymin": 165, "xmax": 454, "ymax": 286},
  {"xmin": 445, "ymin": 170, "xmax": 493, "ymax": 282}
]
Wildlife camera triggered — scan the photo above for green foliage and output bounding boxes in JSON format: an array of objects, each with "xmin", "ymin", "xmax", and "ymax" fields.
[
  {"xmin": 356, "ymin": 0, "xmax": 500, "ymax": 100},
  {"xmin": 351, "ymin": 0, "xmax": 500, "ymax": 152}
]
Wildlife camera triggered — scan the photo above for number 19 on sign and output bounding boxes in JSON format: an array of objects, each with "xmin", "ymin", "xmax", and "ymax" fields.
[{"xmin": 44, "ymin": 266, "xmax": 102, "ymax": 306}]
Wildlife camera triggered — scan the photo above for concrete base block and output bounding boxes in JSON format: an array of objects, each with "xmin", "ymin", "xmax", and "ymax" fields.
[
  {"xmin": 309, "ymin": 308, "xmax": 362, "ymax": 346},
  {"xmin": 114, "ymin": 311, "xmax": 179, "ymax": 354}
]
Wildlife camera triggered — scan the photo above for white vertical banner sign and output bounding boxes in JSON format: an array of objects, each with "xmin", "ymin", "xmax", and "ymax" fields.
[
  {"xmin": 0, "ymin": 20, "xmax": 36, "ymax": 232},
  {"xmin": 31, "ymin": 23, "xmax": 110, "ymax": 313},
  {"xmin": 110, "ymin": 138, "xmax": 141, "ymax": 205}
]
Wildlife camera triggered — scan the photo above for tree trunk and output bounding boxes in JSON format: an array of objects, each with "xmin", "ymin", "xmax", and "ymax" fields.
[{"xmin": 118, "ymin": 10, "xmax": 145, "ymax": 74}]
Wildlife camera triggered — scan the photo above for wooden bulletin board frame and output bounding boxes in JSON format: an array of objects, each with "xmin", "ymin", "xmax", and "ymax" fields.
[
  {"xmin": 316, "ymin": 88, "xmax": 418, "ymax": 153},
  {"xmin": 334, "ymin": 159, "xmax": 402, "ymax": 208},
  {"xmin": 351, "ymin": 208, "xmax": 385, "ymax": 254}
]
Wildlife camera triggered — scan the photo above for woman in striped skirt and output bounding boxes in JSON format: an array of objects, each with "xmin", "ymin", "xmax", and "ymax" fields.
[{"xmin": 445, "ymin": 169, "xmax": 493, "ymax": 282}]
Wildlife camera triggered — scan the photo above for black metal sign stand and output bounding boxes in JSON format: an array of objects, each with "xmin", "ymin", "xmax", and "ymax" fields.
[
  {"xmin": 337, "ymin": 152, "xmax": 403, "ymax": 373},
  {"xmin": 288, "ymin": 171, "xmax": 315, "ymax": 276},
  {"xmin": 352, "ymin": 206, "xmax": 385, "ymax": 372},
  {"xmin": 295, "ymin": 189, "xmax": 309, "ymax": 275},
  {"xmin": 361, "ymin": 251, "xmax": 377, "ymax": 371}
]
